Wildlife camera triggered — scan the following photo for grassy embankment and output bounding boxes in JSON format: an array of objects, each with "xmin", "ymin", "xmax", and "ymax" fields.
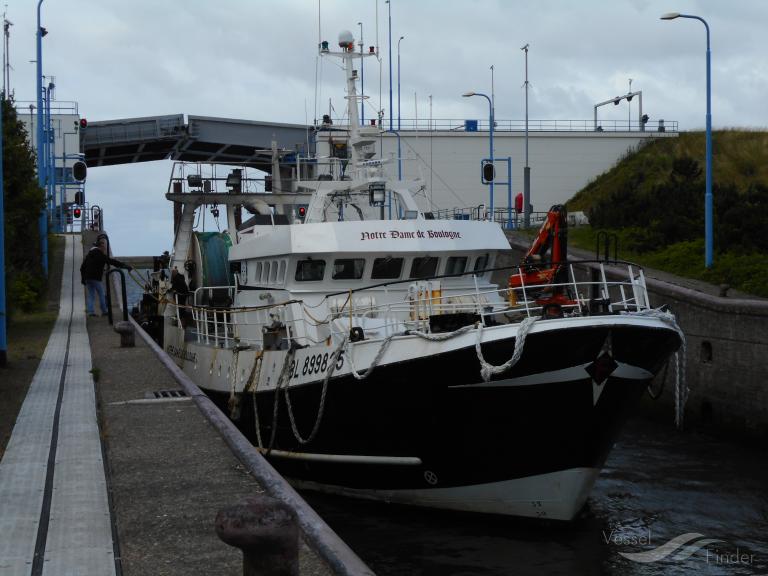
[
  {"xmin": 566, "ymin": 130, "xmax": 768, "ymax": 297},
  {"xmin": 0, "ymin": 235, "xmax": 64, "ymax": 458}
]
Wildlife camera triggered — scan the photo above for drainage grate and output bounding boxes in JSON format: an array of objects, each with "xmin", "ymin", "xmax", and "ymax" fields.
[{"xmin": 145, "ymin": 389, "xmax": 188, "ymax": 400}]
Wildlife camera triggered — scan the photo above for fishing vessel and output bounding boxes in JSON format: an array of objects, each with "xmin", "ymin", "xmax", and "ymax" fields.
[{"xmin": 138, "ymin": 31, "xmax": 683, "ymax": 520}]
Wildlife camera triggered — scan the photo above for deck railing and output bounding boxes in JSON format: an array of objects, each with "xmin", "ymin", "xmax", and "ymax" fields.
[{"xmin": 176, "ymin": 260, "xmax": 650, "ymax": 349}]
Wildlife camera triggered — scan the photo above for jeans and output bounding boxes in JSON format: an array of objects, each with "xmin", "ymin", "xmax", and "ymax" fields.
[{"xmin": 85, "ymin": 279, "xmax": 107, "ymax": 315}]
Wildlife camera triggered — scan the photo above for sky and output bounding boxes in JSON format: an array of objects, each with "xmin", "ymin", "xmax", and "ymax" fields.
[{"xmin": 6, "ymin": 0, "xmax": 768, "ymax": 255}]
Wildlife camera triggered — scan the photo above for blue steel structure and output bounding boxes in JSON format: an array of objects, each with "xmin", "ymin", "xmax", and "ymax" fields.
[
  {"xmin": 0, "ymin": 91, "xmax": 6, "ymax": 365},
  {"xmin": 36, "ymin": 0, "xmax": 47, "ymax": 276},
  {"xmin": 662, "ymin": 12, "xmax": 713, "ymax": 268},
  {"xmin": 463, "ymin": 92, "xmax": 495, "ymax": 219}
]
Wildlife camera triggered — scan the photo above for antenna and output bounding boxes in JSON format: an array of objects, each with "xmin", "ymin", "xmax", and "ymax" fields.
[
  {"xmin": 490, "ymin": 64, "xmax": 494, "ymax": 118},
  {"xmin": 2, "ymin": 5, "xmax": 12, "ymax": 96}
]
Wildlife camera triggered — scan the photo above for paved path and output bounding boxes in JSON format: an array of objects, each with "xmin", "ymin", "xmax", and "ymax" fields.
[{"xmin": 0, "ymin": 235, "xmax": 117, "ymax": 576}]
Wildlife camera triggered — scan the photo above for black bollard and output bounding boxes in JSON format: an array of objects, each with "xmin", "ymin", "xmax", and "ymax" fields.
[
  {"xmin": 215, "ymin": 495, "xmax": 299, "ymax": 576},
  {"xmin": 113, "ymin": 321, "xmax": 135, "ymax": 347}
]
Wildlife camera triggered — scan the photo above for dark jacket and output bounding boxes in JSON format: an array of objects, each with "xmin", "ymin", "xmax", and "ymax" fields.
[{"xmin": 80, "ymin": 246, "xmax": 129, "ymax": 282}]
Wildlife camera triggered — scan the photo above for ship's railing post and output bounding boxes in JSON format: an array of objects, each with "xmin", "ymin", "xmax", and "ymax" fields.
[
  {"xmin": 569, "ymin": 264, "xmax": 583, "ymax": 314},
  {"xmin": 517, "ymin": 268, "xmax": 531, "ymax": 318},
  {"xmin": 638, "ymin": 268, "xmax": 649, "ymax": 309},
  {"xmin": 599, "ymin": 263, "xmax": 612, "ymax": 312}
]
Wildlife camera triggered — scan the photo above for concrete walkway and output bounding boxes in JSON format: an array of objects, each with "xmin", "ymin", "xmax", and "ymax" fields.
[
  {"xmin": 0, "ymin": 235, "xmax": 116, "ymax": 576},
  {"xmin": 88, "ymin": 288, "xmax": 332, "ymax": 575}
]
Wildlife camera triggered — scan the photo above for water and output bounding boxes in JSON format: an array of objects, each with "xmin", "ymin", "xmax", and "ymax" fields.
[
  {"xmin": 124, "ymin": 268, "xmax": 152, "ymax": 310},
  {"xmin": 302, "ymin": 419, "xmax": 768, "ymax": 575}
]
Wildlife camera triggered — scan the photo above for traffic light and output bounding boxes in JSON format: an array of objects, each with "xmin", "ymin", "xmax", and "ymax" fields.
[
  {"xmin": 297, "ymin": 205, "xmax": 308, "ymax": 221},
  {"xmin": 79, "ymin": 118, "xmax": 88, "ymax": 130},
  {"xmin": 73, "ymin": 207, "xmax": 82, "ymax": 219},
  {"xmin": 482, "ymin": 160, "xmax": 495, "ymax": 183},
  {"xmin": 72, "ymin": 160, "xmax": 87, "ymax": 182}
]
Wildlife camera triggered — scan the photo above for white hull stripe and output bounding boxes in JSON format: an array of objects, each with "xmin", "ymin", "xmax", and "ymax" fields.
[{"xmin": 448, "ymin": 361, "xmax": 652, "ymax": 388}]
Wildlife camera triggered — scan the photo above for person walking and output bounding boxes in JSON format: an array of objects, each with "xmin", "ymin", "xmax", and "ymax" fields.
[{"xmin": 80, "ymin": 238, "xmax": 132, "ymax": 316}]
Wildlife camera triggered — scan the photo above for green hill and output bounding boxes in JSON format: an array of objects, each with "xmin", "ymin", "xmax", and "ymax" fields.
[{"xmin": 566, "ymin": 130, "xmax": 768, "ymax": 297}]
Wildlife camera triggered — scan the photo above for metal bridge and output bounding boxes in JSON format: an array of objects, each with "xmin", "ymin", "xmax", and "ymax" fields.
[{"xmin": 81, "ymin": 114, "xmax": 311, "ymax": 169}]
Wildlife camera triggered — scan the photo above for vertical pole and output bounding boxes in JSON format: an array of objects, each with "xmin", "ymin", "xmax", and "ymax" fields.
[
  {"xmin": 488, "ymin": 95, "xmax": 494, "ymax": 221},
  {"xmin": 387, "ymin": 0, "xmax": 392, "ymax": 130},
  {"xmin": 358, "ymin": 22, "xmax": 364, "ymax": 126},
  {"xmin": 704, "ymin": 23, "xmax": 713, "ymax": 268},
  {"xmin": 36, "ymin": 0, "xmax": 47, "ymax": 277},
  {"xmin": 522, "ymin": 44, "xmax": 531, "ymax": 228},
  {"xmin": 46, "ymin": 84, "xmax": 54, "ymax": 231},
  {"xmin": 0, "ymin": 91, "xmax": 7, "ymax": 366},
  {"xmin": 397, "ymin": 36, "xmax": 403, "ymax": 131},
  {"xmin": 506, "ymin": 156, "xmax": 512, "ymax": 229}
]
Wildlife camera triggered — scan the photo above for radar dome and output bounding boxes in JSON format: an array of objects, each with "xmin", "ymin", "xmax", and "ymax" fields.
[{"xmin": 338, "ymin": 30, "xmax": 354, "ymax": 47}]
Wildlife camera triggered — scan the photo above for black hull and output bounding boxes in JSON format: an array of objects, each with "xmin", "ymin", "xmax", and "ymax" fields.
[{"xmin": 204, "ymin": 323, "xmax": 679, "ymax": 495}]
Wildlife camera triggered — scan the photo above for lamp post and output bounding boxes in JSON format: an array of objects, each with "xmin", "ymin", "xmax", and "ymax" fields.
[
  {"xmin": 386, "ymin": 0, "xmax": 393, "ymax": 130},
  {"xmin": 397, "ymin": 35, "xmax": 404, "ymax": 130},
  {"xmin": 357, "ymin": 22, "xmax": 364, "ymax": 125},
  {"xmin": 661, "ymin": 12, "xmax": 713, "ymax": 268},
  {"xmin": 36, "ymin": 0, "xmax": 47, "ymax": 276},
  {"xmin": 462, "ymin": 91, "xmax": 494, "ymax": 221}
]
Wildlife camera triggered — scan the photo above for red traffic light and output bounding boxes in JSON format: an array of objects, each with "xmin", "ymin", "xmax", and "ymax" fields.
[
  {"xmin": 298, "ymin": 206, "xmax": 306, "ymax": 217},
  {"xmin": 79, "ymin": 118, "xmax": 88, "ymax": 129},
  {"xmin": 73, "ymin": 208, "xmax": 82, "ymax": 218}
]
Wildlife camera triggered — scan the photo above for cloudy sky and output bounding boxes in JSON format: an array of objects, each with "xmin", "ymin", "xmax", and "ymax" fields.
[{"xmin": 7, "ymin": 0, "xmax": 768, "ymax": 255}]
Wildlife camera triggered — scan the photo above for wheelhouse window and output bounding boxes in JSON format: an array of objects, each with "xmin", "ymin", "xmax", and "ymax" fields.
[
  {"xmin": 445, "ymin": 256, "xmax": 468, "ymax": 276},
  {"xmin": 295, "ymin": 259, "xmax": 326, "ymax": 281},
  {"xmin": 410, "ymin": 257, "xmax": 439, "ymax": 279},
  {"xmin": 473, "ymin": 254, "xmax": 489, "ymax": 273},
  {"xmin": 371, "ymin": 257, "xmax": 403, "ymax": 280},
  {"xmin": 332, "ymin": 258, "xmax": 365, "ymax": 280}
]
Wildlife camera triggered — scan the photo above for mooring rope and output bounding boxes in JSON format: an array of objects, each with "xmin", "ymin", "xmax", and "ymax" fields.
[
  {"xmin": 474, "ymin": 317, "xmax": 538, "ymax": 382},
  {"xmin": 283, "ymin": 336, "xmax": 347, "ymax": 445},
  {"xmin": 623, "ymin": 307, "xmax": 688, "ymax": 429}
]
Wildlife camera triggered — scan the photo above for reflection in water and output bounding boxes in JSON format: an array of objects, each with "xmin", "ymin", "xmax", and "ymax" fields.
[{"xmin": 303, "ymin": 419, "xmax": 768, "ymax": 575}]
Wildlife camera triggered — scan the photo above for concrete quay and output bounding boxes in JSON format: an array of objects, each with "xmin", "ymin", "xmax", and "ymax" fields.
[
  {"xmin": 0, "ymin": 233, "xmax": 371, "ymax": 576},
  {"xmin": 89, "ymin": 313, "xmax": 336, "ymax": 575}
]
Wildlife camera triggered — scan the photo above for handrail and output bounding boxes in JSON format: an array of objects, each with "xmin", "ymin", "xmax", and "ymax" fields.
[{"xmin": 320, "ymin": 117, "xmax": 679, "ymax": 133}]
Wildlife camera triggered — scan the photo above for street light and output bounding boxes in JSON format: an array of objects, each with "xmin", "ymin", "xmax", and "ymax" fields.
[
  {"xmin": 397, "ymin": 35, "xmax": 404, "ymax": 130},
  {"xmin": 463, "ymin": 91, "xmax": 494, "ymax": 221},
  {"xmin": 661, "ymin": 11, "xmax": 713, "ymax": 268}
]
